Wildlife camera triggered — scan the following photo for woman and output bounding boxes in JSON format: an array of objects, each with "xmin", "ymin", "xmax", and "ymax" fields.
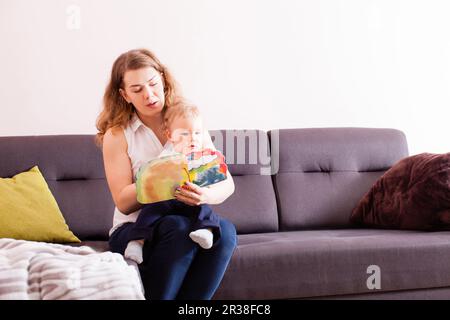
[{"xmin": 96, "ymin": 48, "xmax": 237, "ymax": 300}]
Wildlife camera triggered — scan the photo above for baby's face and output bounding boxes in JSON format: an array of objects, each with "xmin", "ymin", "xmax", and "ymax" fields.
[{"xmin": 168, "ymin": 116, "xmax": 203, "ymax": 154}]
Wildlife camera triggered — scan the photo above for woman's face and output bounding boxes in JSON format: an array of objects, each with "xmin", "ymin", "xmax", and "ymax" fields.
[{"xmin": 120, "ymin": 67, "xmax": 165, "ymax": 118}]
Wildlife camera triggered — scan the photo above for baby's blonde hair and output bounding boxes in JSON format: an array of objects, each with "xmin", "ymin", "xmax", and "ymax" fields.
[{"xmin": 162, "ymin": 98, "xmax": 202, "ymax": 132}]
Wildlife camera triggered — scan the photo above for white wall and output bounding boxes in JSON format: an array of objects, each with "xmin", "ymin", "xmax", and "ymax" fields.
[{"xmin": 1, "ymin": 0, "xmax": 449, "ymax": 155}]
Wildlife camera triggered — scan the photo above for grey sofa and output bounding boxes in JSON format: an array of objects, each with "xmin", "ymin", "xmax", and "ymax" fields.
[{"xmin": 2, "ymin": 128, "xmax": 450, "ymax": 300}]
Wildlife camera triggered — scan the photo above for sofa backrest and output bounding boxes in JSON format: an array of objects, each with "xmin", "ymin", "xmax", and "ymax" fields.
[
  {"xmin": 209, "ymin": 130, "xmax": 279, "ymax": 234},
  {"xmin": 269, "ymin": 128, "xmax": 409, "ymax": 230},
  {"xmin": 0, "ymin": 130, "xmax": 279, "ymax": 241},
  {"xmin": 0, "ymin": 135, "xmax": 114, "ymax": 241},
  {"xmin": 0, "ymin": 128, "xmax": 409, "ymax": 240}
]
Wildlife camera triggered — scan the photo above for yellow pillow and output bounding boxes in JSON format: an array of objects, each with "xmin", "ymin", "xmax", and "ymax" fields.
[{"xmin": 0, "ymin": 166, "xmax": 80, "ymax": 243}]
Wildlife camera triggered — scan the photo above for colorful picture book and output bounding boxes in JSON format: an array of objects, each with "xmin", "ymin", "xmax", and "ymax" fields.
[{"xmin": 136, "ymin": 148, "xmax": 228, "ymax": 204}]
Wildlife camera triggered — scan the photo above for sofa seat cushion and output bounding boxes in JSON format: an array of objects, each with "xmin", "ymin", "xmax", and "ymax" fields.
[{"xmin": 213, "ymin": 229, "xmax": 450, "ymax": 299}]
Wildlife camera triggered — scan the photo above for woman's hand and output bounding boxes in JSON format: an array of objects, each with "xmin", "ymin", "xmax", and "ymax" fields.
[{"xmin": 174, "ymin": 182, "xmax": 211, "ymax": 206}]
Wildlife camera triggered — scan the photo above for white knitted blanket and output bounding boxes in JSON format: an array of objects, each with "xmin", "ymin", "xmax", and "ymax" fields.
[{"xmin": 0, "ymin": 238, "xmax": 144, "ymax": 300}]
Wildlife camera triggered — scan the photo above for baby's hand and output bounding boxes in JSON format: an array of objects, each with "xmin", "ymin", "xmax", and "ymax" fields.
[{"xmin": 174, "ymin": 182, "xmax": 211, "ymax": 206}]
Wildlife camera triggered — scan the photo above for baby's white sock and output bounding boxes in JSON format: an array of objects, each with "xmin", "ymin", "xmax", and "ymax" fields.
[
  {"xmin": 189, "ymin": 228, "xmax": 214, "ymax": 249},
  {"xmin": 124, "ymin": 240, "xmax": 144, "ymax": 264}
]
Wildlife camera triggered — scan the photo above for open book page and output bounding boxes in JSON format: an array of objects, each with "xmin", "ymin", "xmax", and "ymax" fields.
[{"xmin": 136, "ymin": 148, "xmax": 228, "ymax": 204}]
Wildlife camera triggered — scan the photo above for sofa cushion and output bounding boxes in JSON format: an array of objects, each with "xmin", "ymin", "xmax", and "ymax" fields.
[
  {"xmin": 209, "ymin": 130, "xmax": 278, "ymax": 234},
  {"xmin": 213, "ymin": 229, "xmax": 450, "ymax": 299},
  {"xmin": 0, "ymin": 166, "xmax": 80, "ymax": 243},
  {"xmin": 0, "ymin": 135, "xmax": 115, "ymax": 241},
  {"xmin": 269, "ymin": 128, "xmax": 409, "ymax": 230},
  {"xmin": 350, "ymin": 152, "xmax": 450, "ymax": 230}
]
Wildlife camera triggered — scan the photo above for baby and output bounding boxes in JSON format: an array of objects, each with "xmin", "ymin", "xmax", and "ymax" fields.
[{"xmin": 124, "ymin": 100, "xmax": 224, "ymax": 264}]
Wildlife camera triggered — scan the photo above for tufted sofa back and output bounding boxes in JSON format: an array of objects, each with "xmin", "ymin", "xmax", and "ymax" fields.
[
  {"xmin": 0, "ymin": 130, "xmax": 279, "ymax": 240},
  {"xmin": 0, "ymin": 128, "xmax": 409, "ymax": 240},
  {"xmin": 209, "ymin": 130, "xmax": 278, "ymax": 234},
  {"xmin": 0, "ymin": 135, "xmax": 114, "ymax": 240},
  {"xmin": 269, "ymin": 128, "xmax": 409, "ymax": 230}
]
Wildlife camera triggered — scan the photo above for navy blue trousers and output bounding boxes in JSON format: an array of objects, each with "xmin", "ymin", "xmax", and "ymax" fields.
[
  {"xmin": 126, "ymin": 199, "xmax": 222, "ymax": 244},
  {"xmin": 109, "ymin": 206, "xmax": 237, "ymax": 300}
]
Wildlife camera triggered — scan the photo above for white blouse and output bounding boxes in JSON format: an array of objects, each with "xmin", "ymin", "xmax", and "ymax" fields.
[{"xmin": 109, "ymin": 113, "xmax": 168, "ymax": 236}]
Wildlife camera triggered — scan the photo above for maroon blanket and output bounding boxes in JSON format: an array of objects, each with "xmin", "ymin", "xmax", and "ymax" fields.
[{"xmin": 350, "ymin": 152, "xmax": 450, "ymax": 230}]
